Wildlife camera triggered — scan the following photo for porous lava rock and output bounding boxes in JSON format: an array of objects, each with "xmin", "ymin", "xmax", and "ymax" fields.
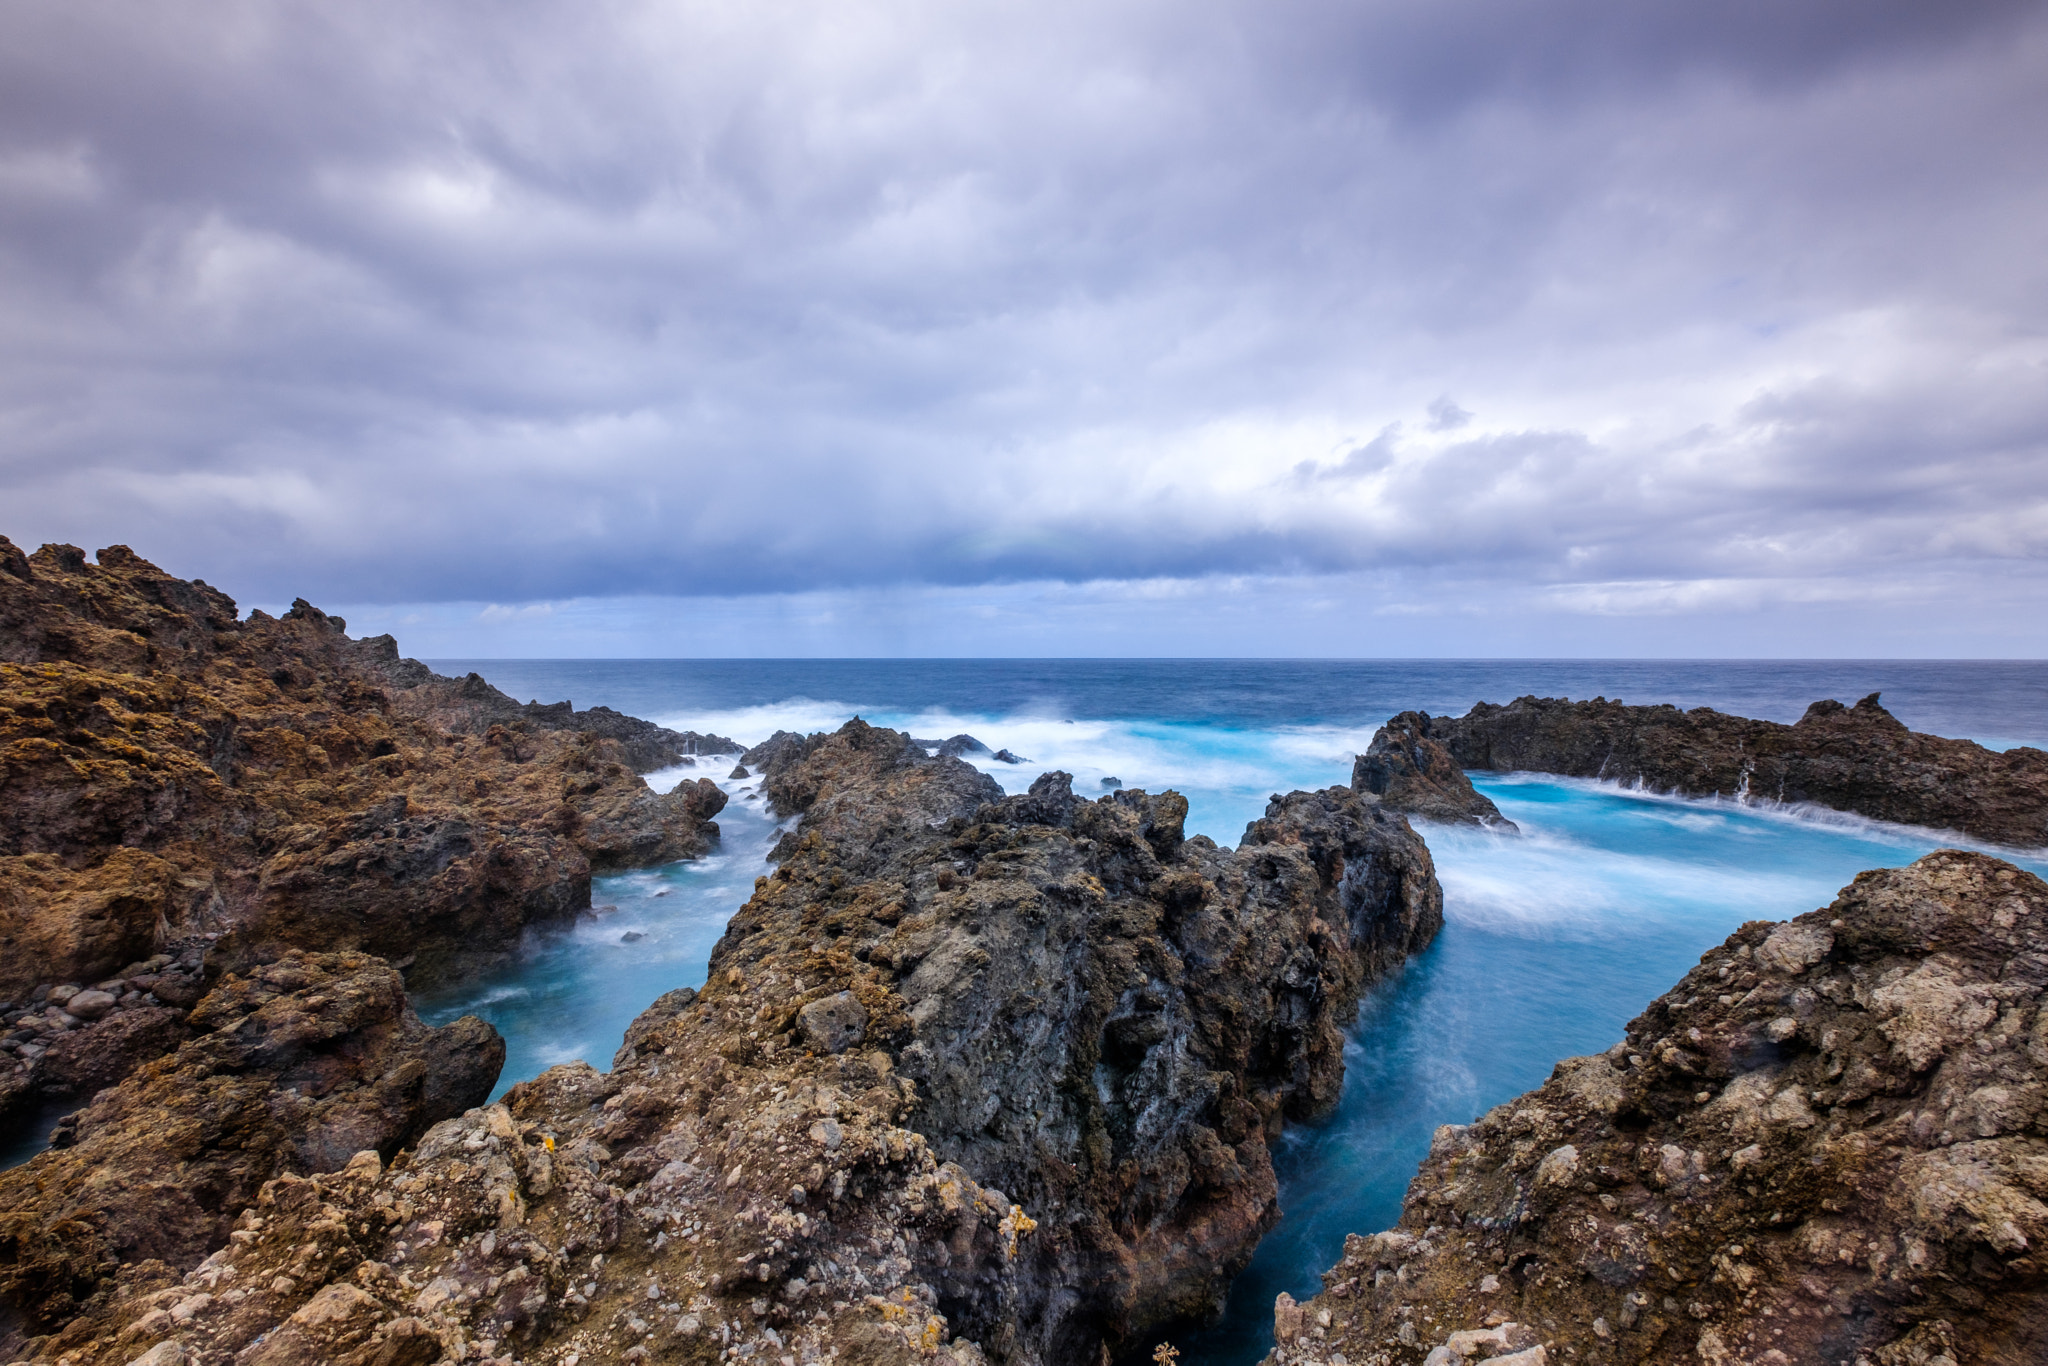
[
  {"xmin": 0, "ymin": 537, "xmax": 729, "ymax": 1009},
  {"xmin": 1416, "ymin": 693, "xmax": 2048, "ymax": 848},
  {"xmin": 1354, "ymin": 713, "xmax": 1517, "ymax": 830},
  {"xmin": 0, "ymin": 950, "xmax": 500, "ymax": 1354},
  {"xmin": 27, "ymin": 720, "xmax": 1443, "ymax": 1366},
  {"xmin": 1265, "ymin": 851, "xmax": 2048, "ymax": 1366}
]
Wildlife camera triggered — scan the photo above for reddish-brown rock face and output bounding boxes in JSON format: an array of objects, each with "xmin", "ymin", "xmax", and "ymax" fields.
[
  {"xmin": 0, "ymin": 537, "xmax": 729, "ymax": 1004},
  {"xmin": 1267, "ymin": 851, "xmax": 2048, "ymax": 1366},
  {"xmin": 1414, "ymin": 692, "xmax": 2048, "ymax": 848}
]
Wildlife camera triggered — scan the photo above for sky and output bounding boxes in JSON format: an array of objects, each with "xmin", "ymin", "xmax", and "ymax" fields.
[{"xmin": 2, "ymin": 0, "xmax": 2046, "ymax": 657}]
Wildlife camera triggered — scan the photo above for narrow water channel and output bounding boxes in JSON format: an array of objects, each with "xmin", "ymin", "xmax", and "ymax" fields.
[{"xmin": 413, "ymin": 767, "xmax": 784, "ymax": 1099}]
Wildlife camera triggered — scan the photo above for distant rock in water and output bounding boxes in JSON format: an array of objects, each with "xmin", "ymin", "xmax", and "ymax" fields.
[
  {"xmin": 1271, "ymin": 850, "xmax": 2048, "ymax": 1366},
  {"xmin": 991, "ymin": 747, "xmax": 1027, "ymax": 764},
  {"xmin": 937, "ymin": 733, "xmax": 992, "ymax": 758},
  {"xmin": 1353, "ymin": 711, "xmax": 1518, "ymax": 830},
  {"xmin": 620, "ymin": 929, "xmax": 647, "ymax": 943},
  {"xmin": 730, "ymin": 763, "xmax": 751, "ymax": 779},
  {"xmin": 1413, "ymin": 691, "xmax": 2048, "ymax": 847},
  {"xmin": 1101, "ymin": 775, "xmax": 1123, "ymax": 790}
]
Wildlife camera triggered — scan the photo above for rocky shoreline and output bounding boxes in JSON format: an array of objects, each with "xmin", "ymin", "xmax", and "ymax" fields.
[
  {"xmin": 0, "ymin": 539, "xmax": 736, "ymax": 1141},
  {"xmin": 1404, "ymin": 693, "xmax": 2048, "ymax": 849},
  {"xmin": 3, "ymin": 714, "xmax": 1444, "ymax": 1365},
  {"xmin": 5, "ymin": 541, "xmax": 2045, "ymax": 1366}
]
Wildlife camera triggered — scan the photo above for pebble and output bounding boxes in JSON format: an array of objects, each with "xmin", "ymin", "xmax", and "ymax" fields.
[{"xmin": 66, "ymin": 989, "xmax": 119, "ymax": 1021}]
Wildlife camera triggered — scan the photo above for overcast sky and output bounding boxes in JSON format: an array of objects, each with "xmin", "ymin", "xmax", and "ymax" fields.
[{"xmin": 4, "ymin": 0, "xmax": 2046, "ymax": 656}]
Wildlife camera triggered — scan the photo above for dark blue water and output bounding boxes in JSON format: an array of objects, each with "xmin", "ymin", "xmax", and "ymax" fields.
[{"xmin": 407, "ymin": 659, "xmax": 2048, "ymax": 1362}]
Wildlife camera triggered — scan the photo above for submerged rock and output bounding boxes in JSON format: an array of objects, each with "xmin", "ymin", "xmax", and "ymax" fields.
[
  {"xmin": 1354, "ymin": 712, "xmax": 1517, "ymax": 830},
  {"xmin": 1268, "ymin": 850, "xmax": 2048, "ymax": 1366},
  {"xmin": 36, "ymin": 720, "xmax": 1443, "ymax": 1366},
  {"xmin": 1416, "ymin": 692, "xmax": 2048, "ymax": 847}
]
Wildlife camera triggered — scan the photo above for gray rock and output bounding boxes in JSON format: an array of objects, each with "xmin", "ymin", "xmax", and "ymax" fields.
[
  {"xmin": 62, "ymin": 990, "xmax": 117, "ymax": 1021},
  {"xmin": 729, "ymin": 764, "xmax": 751, "ymax": 780},
  {"xmin": 796, "ymin": 991, "xmax": 868, "ymax": 1054}
]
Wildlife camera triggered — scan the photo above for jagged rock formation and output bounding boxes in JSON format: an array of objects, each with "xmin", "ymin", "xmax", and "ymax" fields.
[
  {"xmin": 26, "ymin": 720, "xmax": 1444, "ymax": 1366},
  {"xmin": 1266, "ymin": 851, "xmax": 2048, "ymax": 1366},
  {"xmin": 388, "ymin": 670, "xmax": 739, "ymax": 774},
  {"xmin": 1354, "ymin": 714, "xmax": 1516, "ymax": 830},
  {"xmin": 0, "ymin": 537, "xmax": 729, "ymax": 1017},
  {"xmin": 1413, "ymin": 693, "xmax": 2048, "ymax": 848},
  {"xmin": 0, "ymin": 950, "xmax": 500, "ymax": 1354}
]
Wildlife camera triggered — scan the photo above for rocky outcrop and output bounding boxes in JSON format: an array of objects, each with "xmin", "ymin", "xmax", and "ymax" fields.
[
  {"xmin": 0, "ymin": 950, "xmax": 501, "ymax": 1354},
  {"xmin": 1266, "ymin": 850, "xmax": 2048, "ymax": 1366},
  {"xmin": 28, "ymin": 720, "xmax": 1444, "ymax": 1366},
  {"xmin": 1415, "ymin": 693, "xmax": 2048, "ymax": 848},
  {"xmin": 1354, "ymin": 713, "xmax": 1516, "ymax": 830},
  {"xmin": 380, "ymin": 667, "xmax": 740, "ymax": 774},
  {"xmin": 0, "ymin": 538, "xmax": 729, "ymax": 1014}
]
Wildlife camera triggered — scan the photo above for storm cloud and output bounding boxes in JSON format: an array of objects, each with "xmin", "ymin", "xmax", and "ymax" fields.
[{"xmin": 2, "ymin": 0, "xmax": 2044, "ymax": 650}]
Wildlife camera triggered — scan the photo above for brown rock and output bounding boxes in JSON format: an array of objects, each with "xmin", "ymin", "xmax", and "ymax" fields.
[
  {"xmin": 1354, "ymin": 711, "xmax": 1518, "ymax": 829},
  {"xmin": 0, "ymin": 949, "xmax": 501, "ymax": 1353},
  {"xmin": 0, "ymin": 537, "xmax": 730, "ymax": 998}
]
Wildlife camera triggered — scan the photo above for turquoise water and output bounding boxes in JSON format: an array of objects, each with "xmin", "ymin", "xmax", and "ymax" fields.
[{"xmin": 408, "ymin": 659, "xmax": 2048, "ymax": 1364}]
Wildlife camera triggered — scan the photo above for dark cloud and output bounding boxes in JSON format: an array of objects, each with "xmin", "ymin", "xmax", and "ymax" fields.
[{"xmin": 0, "ymin": 0, "xmax": 2044, "ymax": 646}]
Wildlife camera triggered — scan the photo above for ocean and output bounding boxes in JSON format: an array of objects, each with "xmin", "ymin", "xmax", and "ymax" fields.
[{"xmin": 405, "ymin": 658, "xmax": 2048, "ymax": 1364}]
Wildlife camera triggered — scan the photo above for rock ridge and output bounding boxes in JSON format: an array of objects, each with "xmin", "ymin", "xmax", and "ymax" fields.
[
  {"xmin": 1412, "ymin": 693, "xmax": 2048, "ymax": 848},
  {"xmin": 0, "ymin": 949, "xmax": 501, "ymax": 1354}
]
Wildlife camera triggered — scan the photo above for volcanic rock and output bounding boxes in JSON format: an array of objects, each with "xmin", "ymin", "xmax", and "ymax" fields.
[
  {"xmin": 0, "ymin": 538, "xmax": 729, "ymax": 1010},
  {"xmin": 1354, "ymin": 712, "xmax": 1517, "ymax": 830},
  {"xmin": 1417, "ymin": 692, "xmax": 2048, "ymax": 847},
  {"xmin": 1267, "ymin": 850, "xmax": 2048, "ymax": 1366},
  {"xmin": 0, "ymin": 950, "xmax": 500, "ymax": 1353},
  {"xmin": 32, "ymin": 720, "xmax": 1443, "ymax": 1366}
]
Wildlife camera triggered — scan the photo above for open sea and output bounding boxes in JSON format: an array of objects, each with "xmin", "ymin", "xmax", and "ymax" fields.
[{"xmin": 10, "ymin": 660, "xmax": 2048, "ymax": 1361}]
